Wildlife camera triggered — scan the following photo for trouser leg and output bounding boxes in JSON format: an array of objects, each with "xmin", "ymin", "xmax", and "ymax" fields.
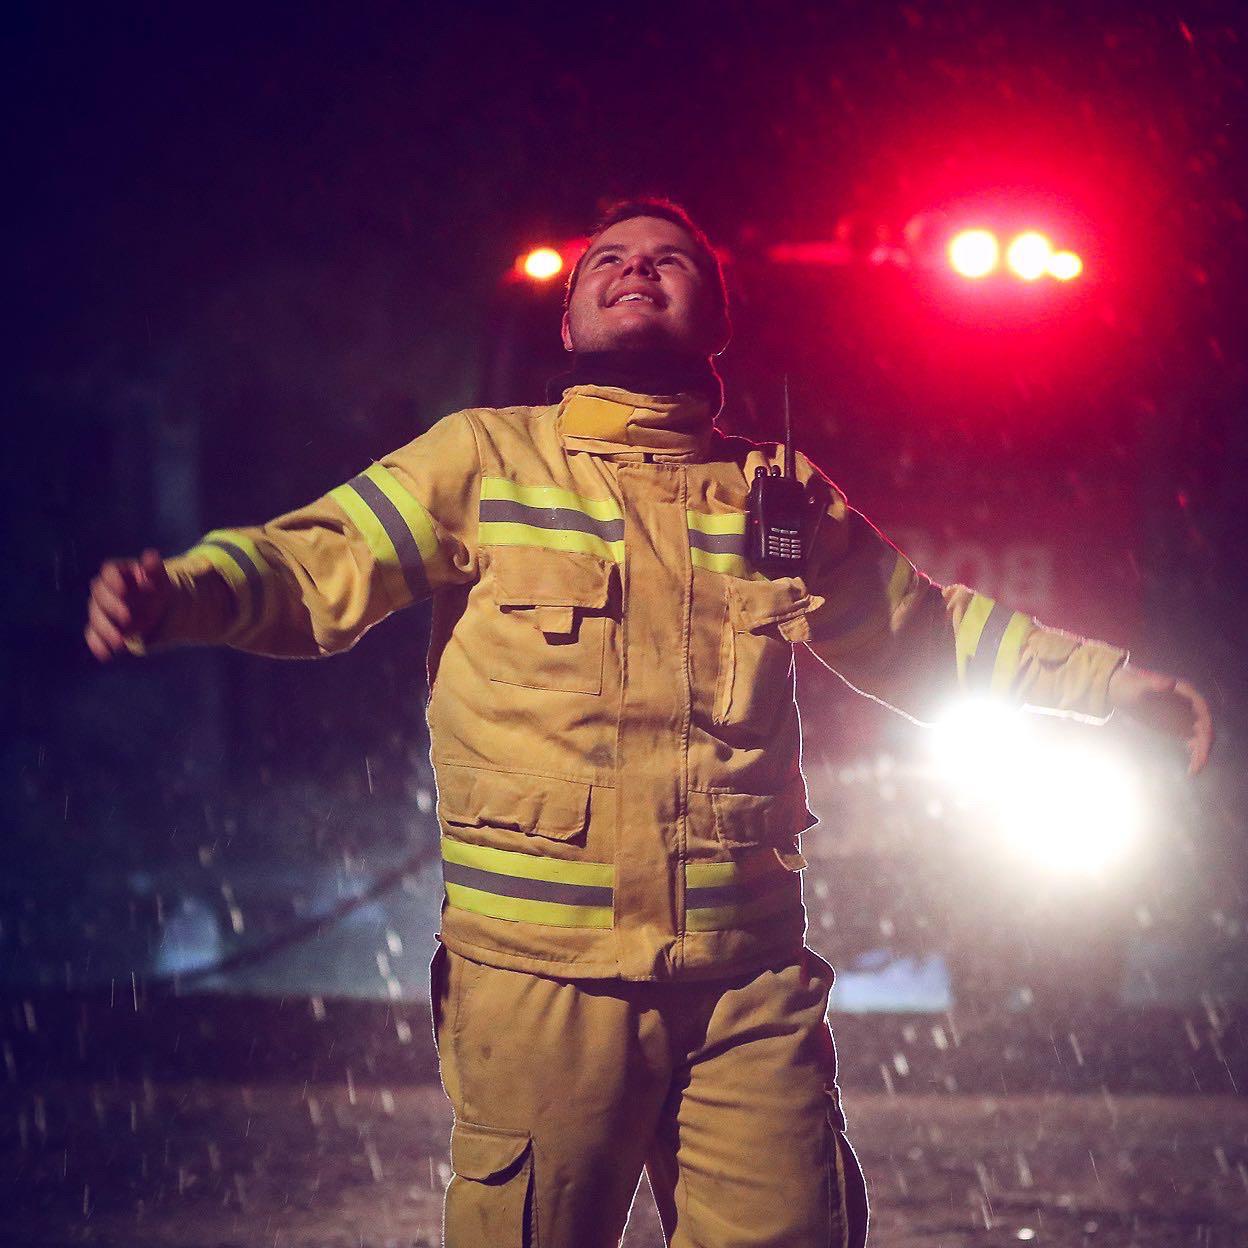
[
  {"xmin": 645, "ymin": 948, "xmax": 869, "ymax": 1248},
  {"xmin": 431, "ymin": 944, "xmax": 671, "ymax": 1248}
]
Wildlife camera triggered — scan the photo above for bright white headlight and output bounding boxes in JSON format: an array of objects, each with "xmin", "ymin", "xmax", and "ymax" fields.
[{"xmin": 927, "ymin": 700, "xmax": 1145, "ymax": 876}]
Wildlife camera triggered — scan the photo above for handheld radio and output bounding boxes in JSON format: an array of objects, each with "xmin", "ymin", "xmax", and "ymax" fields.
[{"xmin": 748, "ymin": 377, "xmax": 810, "ymax": 576}]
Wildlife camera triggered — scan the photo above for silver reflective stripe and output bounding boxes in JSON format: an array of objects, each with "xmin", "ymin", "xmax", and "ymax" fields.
[
  {"xmin": 687, "ymin": 529, "xmax": 748, "ymax": 556},
  {"xmin": 348, "ymin": 472, "xmax": 429, "ymax": 600},
  {"xmin": 442, "ymin": 861, "xmax": 614, "ymax": 908},
  {"xmin": 478, "ymin": 498, "xmax": 626, "ymax": 543},
  {"xmin": 203, "ymin": 537, "xmax": 265, "ymax": 627},
  {"xmin": 967, "ymin": 601, "xmax": 1014, "ymax": 689}
]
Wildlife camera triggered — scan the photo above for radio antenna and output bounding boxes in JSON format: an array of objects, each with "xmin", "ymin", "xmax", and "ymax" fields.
[{"xmin": 783, "ymin": 374, "xmax": 795, "ymax": 480}]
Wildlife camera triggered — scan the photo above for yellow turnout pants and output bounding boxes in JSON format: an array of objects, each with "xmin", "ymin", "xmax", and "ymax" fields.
[{"xmin": 432, "ymin": 944, "xmax": 868, "ymax": 1247}]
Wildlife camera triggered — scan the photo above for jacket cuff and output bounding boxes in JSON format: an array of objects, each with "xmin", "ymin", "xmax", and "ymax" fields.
[
  {"xmin": 1052, "ymin": 638, "xmax": 1131, "ymax": 722},
  {"xmin": 123, "ymin": 557, "xmax": 235, "ymax": 654}
]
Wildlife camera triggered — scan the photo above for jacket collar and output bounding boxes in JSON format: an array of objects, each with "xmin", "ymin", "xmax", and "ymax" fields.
[{"xmin": 556, "ymin": 385, "xmax": 715, "ymax": 459}]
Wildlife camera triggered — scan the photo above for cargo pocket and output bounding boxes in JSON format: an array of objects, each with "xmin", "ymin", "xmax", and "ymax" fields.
[
  {"xmin": 438, "ymin": 765, "xmax": 591, "ymax": 845},
  {"xmin": 487, "ymin": 548, "xmax": 613, "ymax": 695},
  {"xmin": 713, "ymin": 577, "xmax": 821, "ymax": 728},
  {"xmin": 445, "ymin": 1119, "xmax": 535, "ymax": 1246},
  {"xmin": 710, "ymin": 789, "xmax": 817, "ymax": 870}
]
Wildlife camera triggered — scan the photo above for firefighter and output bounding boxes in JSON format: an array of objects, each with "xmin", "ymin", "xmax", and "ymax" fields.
[{"xmin": 86, "ymin": 199, "xmax": 1212, "ymax": 1248}]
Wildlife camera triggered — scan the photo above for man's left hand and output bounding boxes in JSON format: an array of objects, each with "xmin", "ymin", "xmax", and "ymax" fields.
[{"xmin": 1107, "ymin": 663, "xmax": 1214, "ymax": 776}]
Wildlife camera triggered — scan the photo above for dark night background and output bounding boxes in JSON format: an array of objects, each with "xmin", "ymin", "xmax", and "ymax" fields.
[{"xmin": 3, "ymin": 3, "xmax": 1248, "ymax": 1243}]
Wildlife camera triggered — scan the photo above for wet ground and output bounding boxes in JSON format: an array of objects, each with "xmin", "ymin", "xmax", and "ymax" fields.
[{"xmin": 5, "ymin": 1078, "xmax": 1246, "ymax": 1247}]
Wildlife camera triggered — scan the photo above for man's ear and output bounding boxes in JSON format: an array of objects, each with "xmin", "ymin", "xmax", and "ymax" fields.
[{"xmin": 560, "ymin": 310, "xmax": 574, "ymax": 352}]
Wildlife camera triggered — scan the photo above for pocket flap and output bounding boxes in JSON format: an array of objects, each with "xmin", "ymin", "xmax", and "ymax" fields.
[
  {"xmin": 450, "ymin": 1119, "xmax": 531, "ymax": 1181},
  {"xmin": 438, "ymin": 764, "xmax": 591, "ymax": 842},
  {"xmin": 491, "ymin": 547, "xmax": 612, "ymax": 610},
  {"xmin": 727, "ymin": 577, "xmax": 824, "ymax": 638},
  {"xmin": 711, "ymin": 788, "xmax": 818, "ymax": 862}
]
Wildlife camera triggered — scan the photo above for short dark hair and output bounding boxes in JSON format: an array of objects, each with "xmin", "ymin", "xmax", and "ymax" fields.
[{"xmin": 563, "ymin": 197, "xmax": 729, "ymax": 315}]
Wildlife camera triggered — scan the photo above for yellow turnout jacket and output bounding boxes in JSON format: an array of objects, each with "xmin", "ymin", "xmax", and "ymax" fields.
[{"xmin": 134, "ymin": 385, "xmax": 1127, "ymax": 980}]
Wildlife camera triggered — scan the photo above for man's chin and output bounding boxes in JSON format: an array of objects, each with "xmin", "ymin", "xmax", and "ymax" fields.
[{"xmin": 591, "ymin": 326, "xmax": 681, "ymax": 354}]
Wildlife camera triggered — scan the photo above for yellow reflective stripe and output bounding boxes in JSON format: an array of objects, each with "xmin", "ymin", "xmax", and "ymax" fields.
[
  {"xmin": 685, "ymin": 886, "xmax": 796, "ymax": 933},
  {"xmin": 360, "ymin": 463, "xmax": 440, "ymax": 563},
  {"xmin": 481, "ymin": 476, "xmax": 622, "ymax": 522},
  {"xmin": 441, "ymin": 837, "xmax": 614, "ymax": 888},
  {"xmin": 990, "ymin": 611, "xmax": 1032, "ymax": 695},
  {"xmin": 685, "ymin": 855, "xmax": 780, "ymax": 888},
  {"xmin": 328, "ymin": 482, "xmax": 412, "ymax": 605},
  {"xmin": 445, "ymin": 882, "xmax": 613, "ymax": 929},
  {"xmin": 686, "ymin": 509, "xmax": 747, "ymax": 535},
  {"xmin": 477, "ymin": 521, "xmax": 624, "ymax": 563},
  {"xmin": 203, "ymin": 529, "xmax": 268, "ymax": 578},
  {"xmin": 885, "ymin": 551, "xmax": 913, "ymax": 608},
  {"xmin": 689, "ymin": 549, "xmax": 768, "ymax": 581},
  {"xmin": 685, "ymin": 855, "xmax": 800, "ymax": 931},
  {"xmin": 690, "ymin": 547, "xmax": 753, "ymax": 578},
  {"xmin": 193, "ymin": 542, "xmax": 251, "ymax": 595},
  {"xmin": 955, "ymin": 593, "xmax": 995, "ymax": 681}
]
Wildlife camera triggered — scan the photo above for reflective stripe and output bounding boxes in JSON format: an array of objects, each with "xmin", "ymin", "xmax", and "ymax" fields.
[
  {"xmin": 966, "ymin": 601, "xmax": 1013, "ymax": 688},
  {"xmin": 329, "ymin": 464, "xmax": 436, "ymax": 603},
  {"xmin": 441, "ymin": 837, "xmax": 613, "ymax": 888},
  {"xmin": 441, "ymin": 837, "xmax": 615, "ymax": 929},
  {"xmin": 687, "ymin": 510, "xmax": 760, "ymax": 579},
  {"xmin": 955, "ymin": 592, "xmax": 996, "ymax": 681},
  {"xmin": 686, "ymin": 509, "xmax": 747, "ymax": 536},
  {"xmin": 990, "ymin": 610, "xmax": 1032, "ymax": 695},
  {"xmin": 885, "ymin": 551, "xmax": 913, "ymax": 607},
  {"xmin": 443, "ymin": 861, "xmax": 612, "ymax": 908},
  {"xmin": 690, "ymin": 547, "xmax": 756, "ymax": 578},
  {"xmin": 684, "ymin": 855, "xmax": 802, "ymax": 932},
  {"xmin": 958, "ymin": 595, "xmax": 1033, "ymax": 694},
  {"xmin": 687, "ymin": 529, "xmax": 747, "ymax": 557},
  {"xmin": 480, "ymin": 499, "xmax": 625, "ymax": 543},
  {"xmin": 199, "ymin": 530, "xmax": 269, "ymax": 627},
  {"xmin": 482, "ymin": 477, "xmax": 623, "ymax": 521},
  {"xmin": 441, "ymin": 837, "xmax": 802, "ymax": 932},
  {"xmin": 479, "ymin": 477, "xmax": 625, "ymax": 562},
  {"xmin": 685, "ymin": 874, "xmax": 799, "ymax": 932},
  {"xmin": 445, "ymin": 882, "xmax": 614, "ymax": 929},
  {"xmin": 360, "ymin": 462, "xmax": 441, "ymax": 560}
]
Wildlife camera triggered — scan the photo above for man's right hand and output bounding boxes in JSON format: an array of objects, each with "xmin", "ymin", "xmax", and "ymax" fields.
[{"xmin": 85, "ymin": 549, "xmax": 172, "ymax": 661}]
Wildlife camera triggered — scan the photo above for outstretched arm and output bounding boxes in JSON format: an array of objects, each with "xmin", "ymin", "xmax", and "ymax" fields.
[
  {"xmin": 794, "ymin": 454, "xmax": 1213, "ymax": 773},
  {"xmin": 85, "ymin": 409, "xmax": 481, "ymax": 661}
]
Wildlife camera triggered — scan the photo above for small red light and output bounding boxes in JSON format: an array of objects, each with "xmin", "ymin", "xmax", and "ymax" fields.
[
  {"xmin": 948, "ymin": 229, "xmax": 999, "ymax": 279},
  {"xmin": 520, "ymin": 247, "xmax": 564, "ymax": 281},
  {"xmin": 1006, "ymin": 232, "xmax": 1053, "ymax": 281}
]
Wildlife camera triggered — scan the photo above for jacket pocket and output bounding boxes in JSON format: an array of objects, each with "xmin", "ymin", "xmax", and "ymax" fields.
[
  {"xmin": 710, "ymin": 789, "xmax": 817, "ymax": 869},
  {"xmin": 445, "ymin": 1119, "xmax": 535, "ymax": 1246},
  {"xmin": 438, "ymin": 764, "xmax": 591, "ymax": 844},
  {"xmin": 487, "ymin": 548, "xmax": 612, "ymax": 695},
  {"xmin": 713, "ymin": 577, "xmax": 820, "ymax": 728}
]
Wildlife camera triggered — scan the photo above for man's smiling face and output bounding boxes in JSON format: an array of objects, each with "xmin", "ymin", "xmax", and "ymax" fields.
[{"xmin": 561, "ymin": 215, "xmax": 728, "ymax": 357}]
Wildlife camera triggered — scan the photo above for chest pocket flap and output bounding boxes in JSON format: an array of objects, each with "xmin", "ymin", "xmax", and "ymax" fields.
[
  {"xmin": 488, "ymin": 548, "xmax": 613, "ymax": 694},
  {"xmin": 715, "ymin": 578, "xmax": 824, "ymax": 726}
]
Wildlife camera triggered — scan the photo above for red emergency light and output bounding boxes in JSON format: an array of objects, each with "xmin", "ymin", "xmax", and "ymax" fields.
[
  {"xmin": 948, "ymin": 228, "xmax": 1083, "ymax": 282},
  {"xmin": 517, "ymin": 247, "xmax": 565, "ymax": 281}
]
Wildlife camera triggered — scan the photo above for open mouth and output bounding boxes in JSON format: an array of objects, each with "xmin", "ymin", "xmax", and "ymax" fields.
[{"xmin": 607, "ymin": 291, "xmax": 664, "ymax": 308}]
